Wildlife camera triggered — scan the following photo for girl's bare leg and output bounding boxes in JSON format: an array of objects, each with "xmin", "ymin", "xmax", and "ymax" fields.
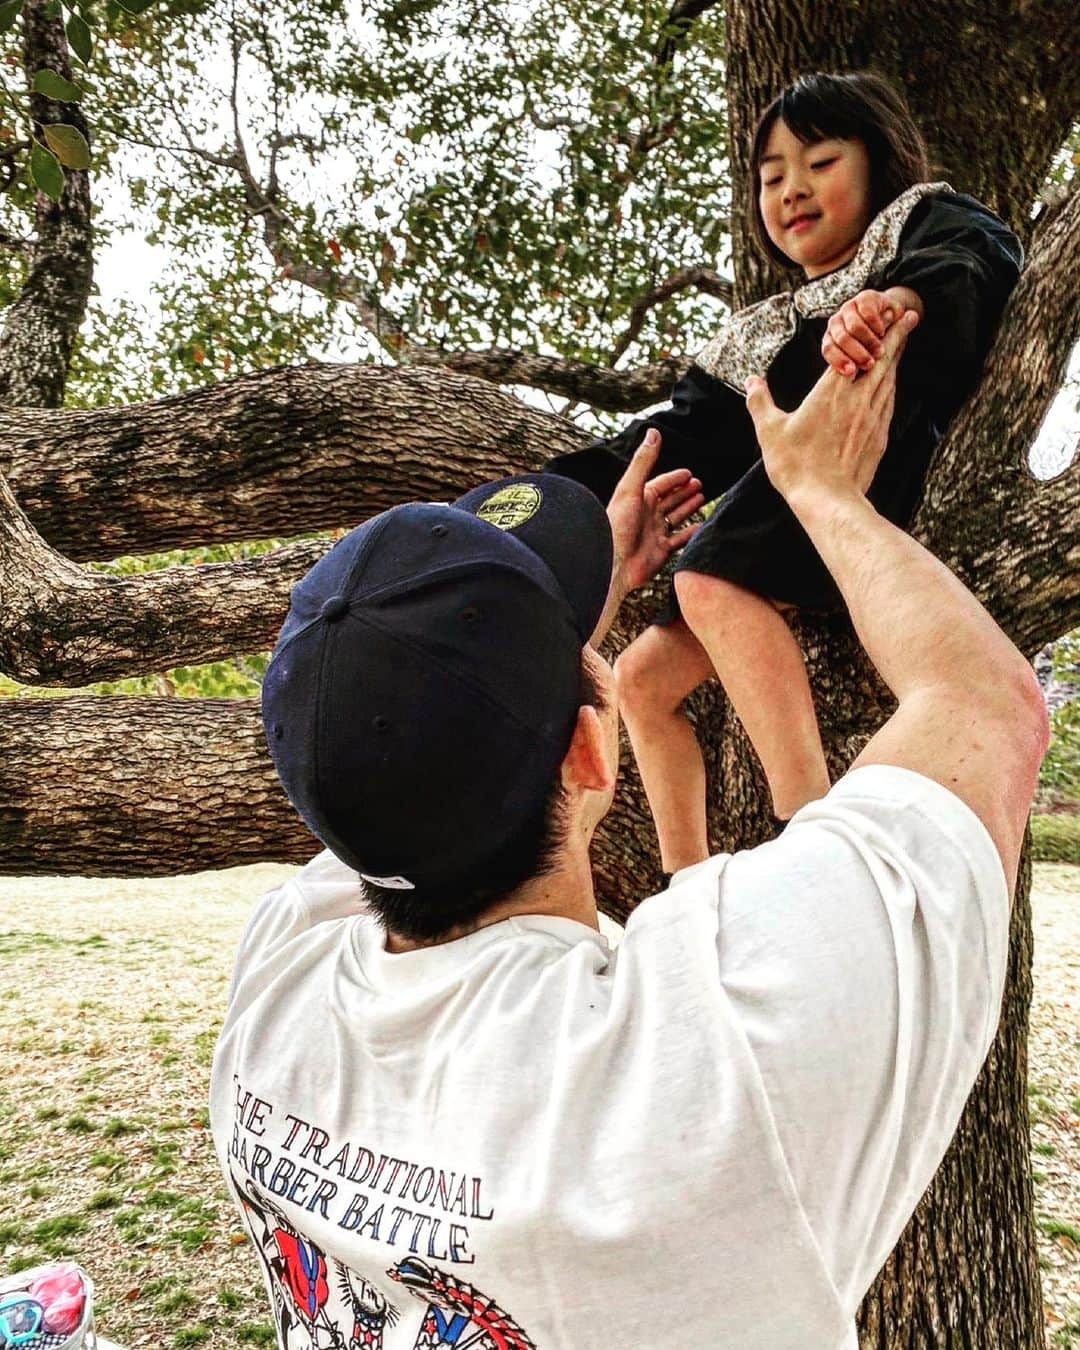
[
  {"xmin": 614, "ymin": 620, "xmax": 717, "ymax": 873},
  {"xmin": 674, "ymin": 570, "xmax": 830, "ymax": 819}
]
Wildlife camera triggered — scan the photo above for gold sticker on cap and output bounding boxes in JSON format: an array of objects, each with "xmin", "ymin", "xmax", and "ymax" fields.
[{"xmin": 476, "ymin": 483, "xmax": 542, "ymax": 531}]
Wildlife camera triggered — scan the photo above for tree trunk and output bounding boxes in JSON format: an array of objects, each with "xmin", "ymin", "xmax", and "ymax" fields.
[
  {"xmin": 0, "ymin": 0, "xmax": 93, "ymax": 409},
  {"xmin": 715, "ymin": 5, "xmax": 1080, "ymax": 1342}
]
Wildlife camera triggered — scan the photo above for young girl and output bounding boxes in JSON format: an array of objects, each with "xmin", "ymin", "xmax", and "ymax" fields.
[{"xmin": 548, "ymin": 70, "xmax": 1023, "ymax": 873}]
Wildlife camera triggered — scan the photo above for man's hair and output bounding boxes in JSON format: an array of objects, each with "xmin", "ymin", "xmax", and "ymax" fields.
[
  {"xmin": 362, "ymin": 656, "xmax": 607, "ymax": 942},
  {"xmin": 749, "ymin": 71, "xmax": 932, "ymax": 269}
]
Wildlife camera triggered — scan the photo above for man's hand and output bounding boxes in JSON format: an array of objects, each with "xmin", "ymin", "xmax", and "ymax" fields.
[
  {"xmin": 588, "ymin": 430, "xmax": 704, "ymax": 646},
  {"xmin": 608, "ymin": 430, "xmax": 704, "ymax": 592},
  {"xmin": 748, "ymin": 309, "xmax": 919, "ymax": 508}
]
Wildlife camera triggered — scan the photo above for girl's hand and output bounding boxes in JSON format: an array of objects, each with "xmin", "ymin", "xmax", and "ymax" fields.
[{"xmin": 821, "ymin": 289, "xmax": 898, "ymax": 379}]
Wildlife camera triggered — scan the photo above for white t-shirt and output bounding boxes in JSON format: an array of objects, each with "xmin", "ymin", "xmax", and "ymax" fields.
[{"xmin": 210, "ymin": 765, "xmax": 1009, "ymax": 1349}]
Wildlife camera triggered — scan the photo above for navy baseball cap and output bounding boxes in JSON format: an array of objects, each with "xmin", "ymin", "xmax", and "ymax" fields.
[{"xmin": 262, "ymin": 474, "xmax": 614, "ymax": 892}]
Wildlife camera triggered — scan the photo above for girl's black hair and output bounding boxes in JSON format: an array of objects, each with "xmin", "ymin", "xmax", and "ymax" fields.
[{"xmin": 749, "ymin": 71, "xmax": 931, "ymax": 269}]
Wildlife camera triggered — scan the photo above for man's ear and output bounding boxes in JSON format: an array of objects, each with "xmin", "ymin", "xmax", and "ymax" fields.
[{"xmin": 561, "ymin": 704, "xmax": 615, "ymax": 796}]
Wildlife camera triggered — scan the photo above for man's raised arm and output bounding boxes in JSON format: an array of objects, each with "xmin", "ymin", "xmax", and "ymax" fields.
[{"xmin": 745, "ymin": 313, "xmax": 1048, "ymax": 892}]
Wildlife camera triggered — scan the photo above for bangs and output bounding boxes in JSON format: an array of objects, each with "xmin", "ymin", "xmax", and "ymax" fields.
[
  {"xmin": 752, "ymin": 82, "xmax": 870, "ymax": 176},
  {"xmin": 775, "ymin": 86, "xmax": 864, "ymax": 150}
]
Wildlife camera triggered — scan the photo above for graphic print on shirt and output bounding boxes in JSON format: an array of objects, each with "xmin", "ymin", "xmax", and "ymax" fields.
[
  {"xmin": 226, "ymin": 1084, "xmax": 525, "ymax": 1347},
  {"xmin": 388, "ymin": 1257, "xmax": 536, "ymax": 1350},
  {"xmin": 236, "ymin": 1174, "xmax": 345, "ymax": 1349},
  {"xmin": 336, "ymin": 1262, "xmax": 400, "ymax": 1349}
]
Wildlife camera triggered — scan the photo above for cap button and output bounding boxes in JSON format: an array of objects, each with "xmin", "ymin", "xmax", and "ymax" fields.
[{"xmin": 319, "ymin": 594, "xmax": 350, "ymax": 621}]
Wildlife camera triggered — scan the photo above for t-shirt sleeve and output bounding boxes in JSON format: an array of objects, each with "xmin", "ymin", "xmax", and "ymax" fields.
[
  {"xmin": 879, "ymin": 193, "xmax": 1023, "ymax": 413},
  {"xmin": 712, "ymin": 764, "xmax": 1009, "ymax": 1315},
  {"xmin": 226, "ymin": 849, "xmax": 369, "ymax": 1006},
  {"xmin": 545, "ymin": 362, "xmax": 760, "ymax": 505}
]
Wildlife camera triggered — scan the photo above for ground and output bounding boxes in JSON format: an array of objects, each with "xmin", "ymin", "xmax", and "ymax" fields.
[{"xmin": 0, "ymin": 863, "xmax": 1076, "ymax": 1348}]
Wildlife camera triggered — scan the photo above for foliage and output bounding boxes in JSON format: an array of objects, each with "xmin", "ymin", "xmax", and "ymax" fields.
[
  {"xmin": 60, "ymin": 0, "xmax": 730, "ymax": 410},
  {"xmin": 0, "ymin": 0, "xmax": 150, "ymax": 211},
  {"xmin": 1039, "ymin": 631, "xmax": 1080, "ymax": 805},
  {"xmin": 1031, "ymin": 815, "xmax": 1080, "ymax": 864}
]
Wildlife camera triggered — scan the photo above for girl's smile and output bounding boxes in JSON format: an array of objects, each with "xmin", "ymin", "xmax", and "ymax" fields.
[{"xmin": 758, "ymin": 120, "xmax": 873, "ymax": 277}]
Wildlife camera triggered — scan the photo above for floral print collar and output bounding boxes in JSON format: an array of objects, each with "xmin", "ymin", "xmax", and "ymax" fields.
[{"xmin": 695, "ymin": 181, "xmax": 953, "ymax": 392}]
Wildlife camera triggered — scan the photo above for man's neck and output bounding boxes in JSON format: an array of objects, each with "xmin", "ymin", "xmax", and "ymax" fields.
[{"xmin": 383, "ymin": 845, "xmax": 599, "ymax": 954}]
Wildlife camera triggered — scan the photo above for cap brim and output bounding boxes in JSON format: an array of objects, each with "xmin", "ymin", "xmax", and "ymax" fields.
[{"xmin": 453, "ymin": 474, "xmax": 614, "ymax": 643}]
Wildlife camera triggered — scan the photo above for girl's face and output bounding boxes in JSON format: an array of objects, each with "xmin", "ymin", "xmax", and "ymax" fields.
[{"xmin": 758, "ymin": 120, "xmax": 873, "ymax": 278}]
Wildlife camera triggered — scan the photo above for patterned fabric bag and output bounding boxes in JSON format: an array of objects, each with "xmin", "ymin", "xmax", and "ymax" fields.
[{"xmin": 0, "ymin": 1264, "xmax": 96, "ymax": 1349}]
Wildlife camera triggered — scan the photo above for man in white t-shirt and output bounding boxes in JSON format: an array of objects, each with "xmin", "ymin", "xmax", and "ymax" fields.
[{"xmin": 211, "ymin": 312, "xmax": 1047, "ymax": 1349}]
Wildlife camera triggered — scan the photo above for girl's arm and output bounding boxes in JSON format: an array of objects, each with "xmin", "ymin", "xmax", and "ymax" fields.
[
  {"xmin": 546, "ymin": 362, "xmax": 760, "ymax": 506},
  {"xmin": 878, "ymin": 193, "xmax": 1023, "ymax": 408}
]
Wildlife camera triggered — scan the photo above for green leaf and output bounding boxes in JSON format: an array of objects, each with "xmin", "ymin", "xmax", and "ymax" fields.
[
  {"xmin": 0, "ymin": 0, "xmax": 22, "ymax": 32},
  {"xmin": 33, "ymin": 70, "xmax": 85, "ymax": 102},
  {"xmin": 115, "ymin": 0, "xmax": 155, "ymax": 11},
  {"xmin": 43, "ymin": 122, "xmax": 91, "ymax": 168},
  {"xmin": 65, "ymin": 11, "xmax": 92, "ymax": 64},
  {"xmin": 29, "ymin": 142, "xmax": 64, "ymax": 200}
]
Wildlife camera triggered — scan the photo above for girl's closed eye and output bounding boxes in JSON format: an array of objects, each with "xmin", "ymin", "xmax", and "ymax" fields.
[{"xmin": 811, "ymin": 156, "xmax": 838, "ymax": 170}]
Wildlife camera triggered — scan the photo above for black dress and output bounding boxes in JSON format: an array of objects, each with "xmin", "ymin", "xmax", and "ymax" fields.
[{"xmin": 547, "ymin": 190, "xmax": 1023, "ymax": 615}]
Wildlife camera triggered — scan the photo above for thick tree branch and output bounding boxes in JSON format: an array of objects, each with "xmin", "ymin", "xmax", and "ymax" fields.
[
  {"xmin": 0, "ymin": 465, "xmax": 328, "ymax": 683},
  {"xmin": 1, "ymin": 362, "xmax": 591, "ymax": 561},
  {"xmin": 0, "ymin": 697, "xmax": 313, "ymax": 874},
  {"xmin": 0, "ymin": 0, "xmax": 92, "ymax": 408},
  {"xmin": 0, "ymin": 364, "xmax": 593, "ymax": 680}
]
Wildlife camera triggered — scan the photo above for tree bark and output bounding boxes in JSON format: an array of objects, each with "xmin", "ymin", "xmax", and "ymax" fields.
[
  {"xmin": 917, "ymin": 187, "xmax": 1080, "ymax": 657},
  {"xmin": 1, "ymin": 363, "xmax": 586, "ymax": 562},
  {"xmin": 0, "ymin": 0, "xmax": 93, "ymax": 409},
  {"xmin": 0, "ymin": 476, "xmax": 328, "ymax": 682},
  {"xmin": 0, "ymin": 697, "xmax": 314, "ymax": 874},
  {"xmin": 719, "ymin": 5, "xmax": 1080, "ymax": 1343}
]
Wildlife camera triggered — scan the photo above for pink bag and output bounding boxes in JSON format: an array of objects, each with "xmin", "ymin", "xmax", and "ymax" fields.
[{"xmin": 29, "ymin": 1264, "xmax": 85, "ymax": 1337}]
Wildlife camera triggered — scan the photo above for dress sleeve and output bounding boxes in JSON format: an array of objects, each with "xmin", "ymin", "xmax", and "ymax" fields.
[
  {"xmin": 879, "ymin": 192, "xmax": 1023, "ymax": 410},
  {"xmin": 546, "ymin": 362, "xmax": 760, "ymax": 505}
]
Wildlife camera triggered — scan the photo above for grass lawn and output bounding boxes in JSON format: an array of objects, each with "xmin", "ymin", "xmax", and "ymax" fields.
[{"xmin": 0, "ymin": 862, "xmax": 1076, "ymax": 1347}]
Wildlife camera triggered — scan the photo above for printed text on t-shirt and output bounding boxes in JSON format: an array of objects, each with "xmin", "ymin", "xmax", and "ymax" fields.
[{"xmin": 230, "ymin": 1076, "xmax": 494, "ymax": 1265}]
